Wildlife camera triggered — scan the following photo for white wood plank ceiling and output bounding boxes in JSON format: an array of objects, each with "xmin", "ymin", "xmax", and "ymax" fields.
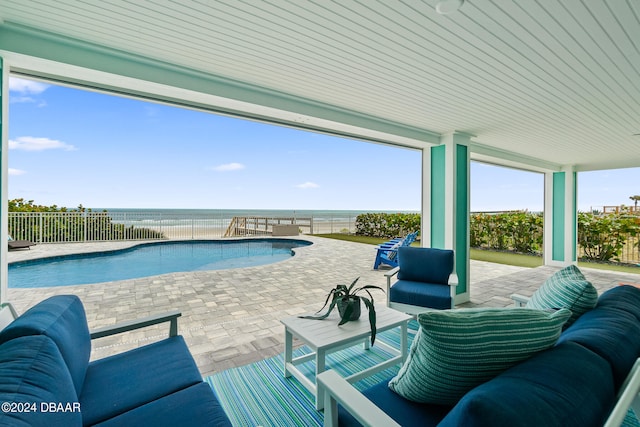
[{"xmin": 0, "ymin": 0, "xmax": 639, "ymax": 171}]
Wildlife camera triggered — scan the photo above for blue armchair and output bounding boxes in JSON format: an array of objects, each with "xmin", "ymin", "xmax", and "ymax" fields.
[{"xmin": 385, "ymin": 246, "xmax": 457, "ymax": 314}]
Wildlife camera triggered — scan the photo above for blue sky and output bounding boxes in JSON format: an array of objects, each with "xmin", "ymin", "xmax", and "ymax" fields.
[{"xmin": 7, "ymin": 77, "xmax": 640, "ymax": 212}]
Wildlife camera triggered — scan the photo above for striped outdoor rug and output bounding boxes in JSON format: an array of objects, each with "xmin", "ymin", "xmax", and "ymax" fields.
[{"xmin": 205, "ymin": 323, "xmax": 417, "ymax": 427}]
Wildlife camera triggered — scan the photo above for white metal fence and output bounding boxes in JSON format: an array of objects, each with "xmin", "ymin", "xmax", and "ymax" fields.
[{"xmin": 8, "ymin": 211, "xmax": 360, "ymax": 243}]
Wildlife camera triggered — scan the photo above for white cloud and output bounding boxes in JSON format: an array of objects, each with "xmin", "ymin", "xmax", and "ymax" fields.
[
  {"xmin": 10, "ymin": 96, "xmax": 35, "ymax": 104},
  {"xmin": 9, "ymin": 136, "xmax": 77, "ymax": 152},
  {"xmin": 9, "ymin": 78, "xmax": 50, "ymax": 94},
  {"xmin": 9, "ymin": 96, "xmax": 47, "ymax": 107},
  {"xmin": 296, "ymin": 181, "xmax": 320, "ymax": 189},
  {"xmin": 8, "ymin": 168, "xmax": 26, "ymax": 176},
  {"xmin": 211, "ymin": 162, "xmax": 245, "ymax": 172}
]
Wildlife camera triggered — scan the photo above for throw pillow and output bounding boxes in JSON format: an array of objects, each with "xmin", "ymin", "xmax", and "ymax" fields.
[
  {"xmin": 388, "ymin": 307, "xmax": 571, "ymax": 405},
  {"xmin": 526, "ymin": 265, "xmax": 598, "ymax": 327}
]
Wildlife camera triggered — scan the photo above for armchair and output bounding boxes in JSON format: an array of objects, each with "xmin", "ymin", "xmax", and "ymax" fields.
[{"xmin": 385, "ymin": 246, "xmax": 457, "ymax": 314}]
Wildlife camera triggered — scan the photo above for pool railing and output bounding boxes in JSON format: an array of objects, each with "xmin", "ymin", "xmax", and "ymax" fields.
[{"xmin": 8, "ymin": 211, "xmax": 357, "ymax": 243}]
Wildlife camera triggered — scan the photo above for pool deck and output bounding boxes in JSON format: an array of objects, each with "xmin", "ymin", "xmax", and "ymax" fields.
[{"xmin": 6, "ymin": 236, "xmax": 640, "ymax": 377}]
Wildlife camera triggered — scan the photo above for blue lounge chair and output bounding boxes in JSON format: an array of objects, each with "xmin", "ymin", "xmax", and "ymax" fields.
[{"xmin": 373, "ymin": 232, "xmax": 417, "ymax": 270}]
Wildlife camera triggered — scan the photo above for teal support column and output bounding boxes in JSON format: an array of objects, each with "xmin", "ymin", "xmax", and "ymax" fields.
[
  {"xmin": 0, "ymin": 56, "xmax": 7, "ymax": 302},
  {"xmin": 544, "ymin": 167, "xmax": 577, "ymax": 266},
  {"xmin": 422, "ymin": 132, "xmax": 471, "ymax": 304}
]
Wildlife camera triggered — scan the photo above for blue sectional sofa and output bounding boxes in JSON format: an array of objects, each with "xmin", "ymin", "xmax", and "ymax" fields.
[
  {"xmin": 0, "ymin": 295, "xmax": 231, "ymax": 427},
  {"xmin": 319, "ymin": 285, "xmax": 640, "ymax": 427}
]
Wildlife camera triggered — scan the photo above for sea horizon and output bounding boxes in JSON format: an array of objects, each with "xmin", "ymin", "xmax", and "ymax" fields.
[{"xmin": 99, "ymin": 208, "xmax": 420, "ymax": 220}]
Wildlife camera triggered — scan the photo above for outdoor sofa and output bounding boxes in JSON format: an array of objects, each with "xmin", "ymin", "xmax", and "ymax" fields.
[
  {"xmin": 319, "ymin": 269, "xmax": 640, "ymax": 427},
  {"xmin": 0, "ymin": 295, "xmax": 231, "ymax": 426}
]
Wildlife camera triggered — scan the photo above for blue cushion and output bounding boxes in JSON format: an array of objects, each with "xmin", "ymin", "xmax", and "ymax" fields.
[
  {"xmin": 92, "ymin": 382, "xmax": 231, "ymax": 427},
  {"xmin": 337, "ymin": 376, "xmax": 451, "ymax": 427},
  {"xmin": 597, "ymin": 285, "xmax": 640, "ymax": 322},
  {"xmin": 439, "ymin": 342, "xmax": 615, "ymax": 427},
  {"xmin": 389, "ymin": 280, "xmax": 451, "ymax": 310},
  {"xmin": 397, "ymin": 247, "xmax": 453, "ymax": 284},
  {"xmin": 0, "ymin": 295, "xmax": 90, "ymax": 394},
  {"xmin": 0, "ymin": 335, "xmax": 82, "ymax": 426},
  {"xmin": 558, "ymin": 295, "xmax": 640, "ymax": 390},
  {"xmin": 79, "ymin": 336, "xmax": 203, "ymax": 426}
]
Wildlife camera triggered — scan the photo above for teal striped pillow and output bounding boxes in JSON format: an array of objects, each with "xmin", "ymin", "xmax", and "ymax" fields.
[
  {"xmin": 388, "ymin": 307, "xmax": 571, "ymax": 405},
  {"xmin": 526, "ymin": 265, "xmax": 598, "ymax": 327}
]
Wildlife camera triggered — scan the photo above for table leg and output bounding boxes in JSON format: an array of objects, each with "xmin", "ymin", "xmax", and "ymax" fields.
[
  {"xmin": 315, "ymin": 348, "xmax": 326, "ymax": 410},
  {"xmin": 363, "ymin": 337, "xmax": 371, "ymax": 350},
  {"xmin": 284, "ymin": 328, "xmax": 292, "ymax": 378}
]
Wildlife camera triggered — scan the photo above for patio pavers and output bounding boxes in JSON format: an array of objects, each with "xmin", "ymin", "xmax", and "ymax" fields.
[{"xmin": 6, "ymin": 236, "xmax": 639, "ymax": 377}]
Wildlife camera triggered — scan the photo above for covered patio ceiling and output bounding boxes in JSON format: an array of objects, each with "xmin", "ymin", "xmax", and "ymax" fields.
[{"xmin": 0, "ymin": 0, "xmax": 639, "ymax": 172}]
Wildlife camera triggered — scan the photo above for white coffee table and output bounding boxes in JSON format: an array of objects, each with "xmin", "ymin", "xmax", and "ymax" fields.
[{"xmin": 281, "ymin": 305, "xmax": 411, "ymax": 410}]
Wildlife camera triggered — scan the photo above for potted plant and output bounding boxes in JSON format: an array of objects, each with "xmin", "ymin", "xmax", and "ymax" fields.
[{"xmin": 299, "ymin": 277, "xmax": 384, "ymax": 345}]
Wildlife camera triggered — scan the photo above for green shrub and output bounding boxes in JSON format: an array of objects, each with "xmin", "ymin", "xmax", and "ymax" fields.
[
  {"xmin": 355, "ymin": 213, "xmax": 420, "ymax": 238},
  {"xmin": 577, "ymin": 212, "xmax": 639, "ymax": 262},
  {"xmin": 470, "ymin": 211, "xmax": 543, "ymax": 254},
  {"xmin": 9, "ymin": 198, "xmax": 164, "ymax": 242}
]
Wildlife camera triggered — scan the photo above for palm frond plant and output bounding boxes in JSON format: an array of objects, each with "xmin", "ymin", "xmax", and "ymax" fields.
[{"xmin": 299, "ymin": 277, "xmax": 384, "ymax": 345}]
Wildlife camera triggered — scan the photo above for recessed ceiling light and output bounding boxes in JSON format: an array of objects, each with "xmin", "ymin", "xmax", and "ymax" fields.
[{"xmin": 435, "ymin": 0, "xmax": 465, "ymax": 15}]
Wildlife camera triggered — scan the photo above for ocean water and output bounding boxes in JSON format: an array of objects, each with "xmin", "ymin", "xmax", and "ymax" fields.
[
  {"xmin": 98, "ymin": 208, "xmax": 416, "ymax": 226},
  {"xmin": 101, "ymin": 208, "xmax": 403, "ymax": 221},
  {"xmin": 84, "ymin": 209, "xmax": 418, "ymax": 237}
]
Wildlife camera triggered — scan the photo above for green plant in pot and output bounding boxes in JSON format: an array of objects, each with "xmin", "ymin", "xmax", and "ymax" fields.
[{"xmin": 299, "ymin": 277, "xmax": 384, "ymax": 345}]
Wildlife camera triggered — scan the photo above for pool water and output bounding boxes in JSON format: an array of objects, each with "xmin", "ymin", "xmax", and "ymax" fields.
[{"xmin": 9, "ymin": 239, "xmax": 311, "ymax": 288}]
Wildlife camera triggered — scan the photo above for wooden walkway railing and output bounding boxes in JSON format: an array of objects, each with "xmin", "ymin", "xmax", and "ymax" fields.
[{"xmin": 223, "ymin": 216, "xmax": 313, "ymax": 237}]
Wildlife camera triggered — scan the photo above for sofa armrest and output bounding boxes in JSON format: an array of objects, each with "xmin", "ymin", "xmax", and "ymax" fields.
[
  {"xmin": 90, "ymin": 310, "xmax": 182, "ymax": 339},
  {"xmin": 384, "ymin": 267, "xmax": 400, "ymax": 280},
  {"xmin": 511, "ymin": 294, "xmax": 530, "ymax": 307},
  {"xmin": 604, "ymin": 358, "xmax": 640, "ymax": 427},
  {"xmin": 385, "ymin": 267, "xmax": 401, "ymax": 305},
  {"xmin": 317, "ymin": 370, "xmax": 400, "ymax": 427},
  {"xmin": 448, "ymin": 273, "xmax": 459, "ymax": 306},
  {"xmin": 0, "ymin": 302, "xmax": 19, "ymax": 331}
]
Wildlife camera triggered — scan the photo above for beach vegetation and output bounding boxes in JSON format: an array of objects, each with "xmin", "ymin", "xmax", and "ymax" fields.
[
  {"xmin": 8, "ymin": 198, "xmax": 165, "ymax": 242},
  {"xmin": 470, "ymin": 211, "xmax": 543, "ymax": 254},
  {"xmin": 355, "ymin": 212, "xmax": 420, "ymax": 238},
  {"xmin": 577, "ymin": 212, "xmax": 639, "ymax": 263},
  {"xmin": 343, "ymin": 209, "xmax": 640, "ymax": 266}
]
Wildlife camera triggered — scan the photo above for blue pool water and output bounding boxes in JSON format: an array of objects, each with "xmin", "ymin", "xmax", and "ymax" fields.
[{"xmin": 9, "ymin": 239, "xmax": 312, "ymax": 288}]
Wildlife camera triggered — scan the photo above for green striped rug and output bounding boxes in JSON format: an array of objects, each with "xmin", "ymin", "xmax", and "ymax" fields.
[{"xmin": 205, "ymin": 323, "xmax": 417, "ymax": 427}]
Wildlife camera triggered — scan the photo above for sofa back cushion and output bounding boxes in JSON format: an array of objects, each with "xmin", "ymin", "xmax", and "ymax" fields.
[
  {"xmin": 397, "ymin": 247, "xmax": 453, "ymax": 284},
  {"xmin": 388, "ymin": 307, "xmax": 571, "ymax": 405},
  {"xmin": 439, "ymin": 342, "xmax": 615, "ymax": 427},
  {"xmin": 0, "ymin": 295, "xmax": 90, "ymax": 394},
  {"xmin": 526, "ymin": 265, "xmax": 598, "ymax": 327},
  {"xmin": 0, "ymin": 335, "xmax": 82, "ymax": 426},
  {"xmin": 558, "ymin": 285, "xmax": 640, "ymax": 390},
  {"xmin": 597, "ymin": 285, "xmax": 640, "ymax": 322}
]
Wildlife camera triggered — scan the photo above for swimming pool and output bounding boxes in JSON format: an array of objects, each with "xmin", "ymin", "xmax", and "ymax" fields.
[{"xmin": 9, "ymin": 239, "xmax": 312, "ymax": 288}]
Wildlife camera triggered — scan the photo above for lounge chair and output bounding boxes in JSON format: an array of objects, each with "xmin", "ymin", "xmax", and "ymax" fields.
[
  {"xmin": 8, "ymin": 235, "xmax": 35, "ymax": 250},
  {"xmin": 373, "ymin": 232, "xmax": 417, "ymax": 270}
]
